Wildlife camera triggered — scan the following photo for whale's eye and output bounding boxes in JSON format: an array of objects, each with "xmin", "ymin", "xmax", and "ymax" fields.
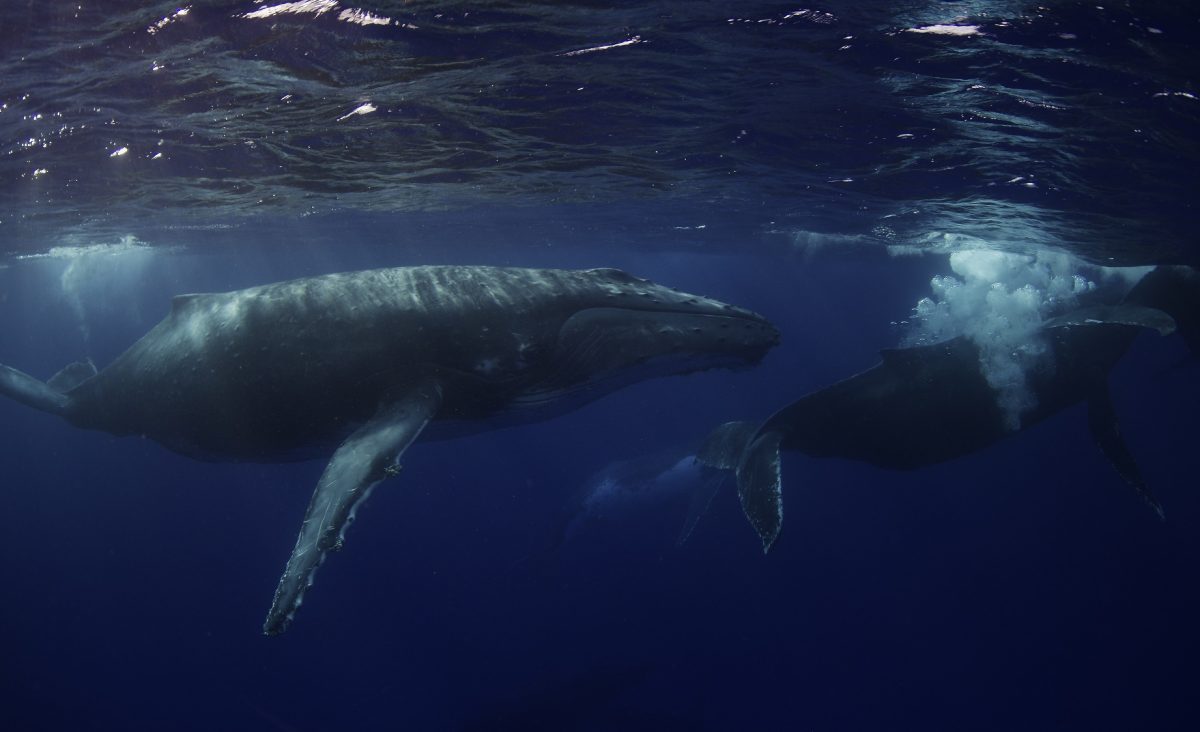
[{"xmin": 474, "ymin": 357, "xmax": 501, "ymax": 375}]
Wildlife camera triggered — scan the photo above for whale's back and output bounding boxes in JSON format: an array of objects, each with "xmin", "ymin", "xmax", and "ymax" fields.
[{"xmin": 66, "ymin": 267, "xmax": 576, "ymax": 459}]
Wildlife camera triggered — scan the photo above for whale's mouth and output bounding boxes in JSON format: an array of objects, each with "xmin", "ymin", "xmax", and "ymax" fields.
[
  {"xmin": 499, "ymin": 306, "xmax": 777, "ymax": 415},
  {"xmin": 541, "ymin": 306, "xmax": 777, "ymax": 391}
]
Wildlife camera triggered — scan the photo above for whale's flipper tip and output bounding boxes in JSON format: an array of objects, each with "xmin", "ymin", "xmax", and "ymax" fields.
[
  {"xmin": 263, "ymin": 382, "xmax": 442, "ymax": 635},
  {"xmin": 736, "ymin": 431, "xmax": 784, "ymax": 553},
  {"xmin": 1085, "ymin": 381, "xmax": 1167, "ymax": 523}
]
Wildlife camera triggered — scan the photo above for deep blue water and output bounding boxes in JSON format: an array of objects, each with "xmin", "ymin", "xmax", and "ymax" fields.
[{"xmin": 2, "ymin": 2, "xmax": 1199, "ymax": 731}]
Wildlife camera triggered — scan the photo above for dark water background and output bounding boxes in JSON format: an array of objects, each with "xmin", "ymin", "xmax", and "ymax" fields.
[{"xmin": 1, "ymin": 2, "xmax": 1198, "ymax": 730}]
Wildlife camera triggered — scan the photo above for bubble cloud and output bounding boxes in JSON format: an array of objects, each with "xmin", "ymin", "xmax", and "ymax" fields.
[{"xmin": 905, "ymin": 249, "xmax": 1148, "ymax": 429}]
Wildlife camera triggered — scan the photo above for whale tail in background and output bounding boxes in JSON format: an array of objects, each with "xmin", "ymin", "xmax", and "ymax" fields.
[
  {"xmin": 0, "ymin": 359, "xmax": 95, "ymax": 418},
  {"xmin": 697, "ymin": 421, "xmax": 784, "ymax": 552}
]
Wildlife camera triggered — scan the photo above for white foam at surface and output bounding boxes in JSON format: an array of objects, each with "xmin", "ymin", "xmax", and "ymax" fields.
[
  {"xmin": 904, "ymin": 249, "xmax": 1148, "ymax": 430},
  {"xmin": 906, "ymin": 24, "xmax": 982, "ymax": 36}
]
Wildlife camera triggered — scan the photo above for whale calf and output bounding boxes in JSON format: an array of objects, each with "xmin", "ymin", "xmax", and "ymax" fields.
[
  {"xmin": 0, "ymin": 265, "xmax": 779, "ymax": 633},
  {"xmin": 700, "ymin": 265, "xmax": 1197, "ymax": 551}
]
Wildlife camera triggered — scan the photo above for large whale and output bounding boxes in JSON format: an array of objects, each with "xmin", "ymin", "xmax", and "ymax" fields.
[
  {"xmin": 699, "ymin": 266, "xmax": 1196, "ymax": 552},
  {"xmin": 0, "ymin": 265, "xmax": 779, "ymax": 634}
]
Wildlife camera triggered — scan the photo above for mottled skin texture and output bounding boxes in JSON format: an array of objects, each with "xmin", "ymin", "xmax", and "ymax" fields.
[
  {"xmin": 60, "ymin": 266, "xmax": 776, "ymax": 460},
  {"xmin": 0, "ymin": 265, "xmax": 779, "ymax": 634}
]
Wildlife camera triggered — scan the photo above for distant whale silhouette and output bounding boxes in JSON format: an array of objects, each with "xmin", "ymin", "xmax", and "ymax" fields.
[
  {"xmin": 0, "ymin": 265, "xmax": 779, "ymax": 633},
  {"xmin": 546, "ymin": 446, "xmax": 723, "ymax": 554},
  {"xmin": 699, "ymin": 266, "xmax": 1195, "ymax": 552}
]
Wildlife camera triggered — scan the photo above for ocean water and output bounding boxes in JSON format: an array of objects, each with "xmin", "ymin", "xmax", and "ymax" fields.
[{"xmin": 0, "ymin": 2, "xmax": 1197, "ymax": 730}]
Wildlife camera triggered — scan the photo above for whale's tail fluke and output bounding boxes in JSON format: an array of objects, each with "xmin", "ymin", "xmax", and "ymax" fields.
[
  {"xmin": 697, "ymin": 420, "xmax": 785, "ymax": 552},
  {"xmin": 0, "ymin": 359, "xmax": 94, "ymax": 417}
]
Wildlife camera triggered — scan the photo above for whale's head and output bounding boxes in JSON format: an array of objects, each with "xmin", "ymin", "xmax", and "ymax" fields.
[{"xmin": 533, "ymin": 268, "xmax": 779, "ymax": 398}]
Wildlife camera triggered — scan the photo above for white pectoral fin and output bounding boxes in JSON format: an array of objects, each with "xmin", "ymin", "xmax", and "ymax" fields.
[
  {"xmin": 737, "ymin": 431, "xmax": 784, "ymax": 553},
  {"xmin": 1043, "ymin": 305, "xmax": 1176, "ymax": 336},
  {"xmin": 263, "ymin": 382, "xmax": 442, "ymax": 636},
  {"xmin": 1087, "ymin": 383, "xmax": 1164, "ymax": 521}
]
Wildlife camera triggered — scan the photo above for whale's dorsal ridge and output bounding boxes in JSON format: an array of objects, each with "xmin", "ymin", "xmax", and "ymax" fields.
[
  {"xmin": 879, "ymin": 336, "xmax": 975, "ymax": 372},
  {"xmin": 584, "ymin": 267, "xmax": 646, "ymax": 284},
  {"xmin": 878, "ymin": 345, "xmax": 927, "ymax": 371},
  {"xmin": 170, "ymin": 293, "xmax": 209, "ymax": 313}
]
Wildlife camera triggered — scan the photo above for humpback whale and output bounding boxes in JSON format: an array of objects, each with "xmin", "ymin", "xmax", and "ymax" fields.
[
  {"xmin": 700, "ymin": 265, "xmax": 1196, "ymax": 552},
  {"xmin": 0, "ymin": 265, "xmax": 779, "ymax": 634},
  {"xmin": 544, "ymin": 446, "xmax": 723, "ymax": 555}
]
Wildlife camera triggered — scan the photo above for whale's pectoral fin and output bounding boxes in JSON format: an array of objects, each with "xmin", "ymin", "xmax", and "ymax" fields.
[
  {"xmin": 696, "ymin": 420, "xmax": 760, "ymax": 470},
  {"xmin": 1087, "ymin": 381, "xmax": 1164, "ymax": 521},
  {"xmin": 736, "ymin": 430, "xmax": 784, "ymax": 553},
  {"xmin": 693, "ymin": 421, "xmax": 779, "ymax": 550},
  {"xmin": 263, "ymin": 382, "xmax": 443, "ymax": 636},
  {"xmin": 0, "ymin": 363, "xmax": 70, "ymax": 416},
  {"xmin": 1043, "ymin": 304, "xmax": 1176, "ymax": 336},
  {"xmin": 676, "ymin": 468, "xmax": 726, "ymax": 547},
  {"xmin": 0, "ymin": 358, "xmax": 96, "ymax": 418}
]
